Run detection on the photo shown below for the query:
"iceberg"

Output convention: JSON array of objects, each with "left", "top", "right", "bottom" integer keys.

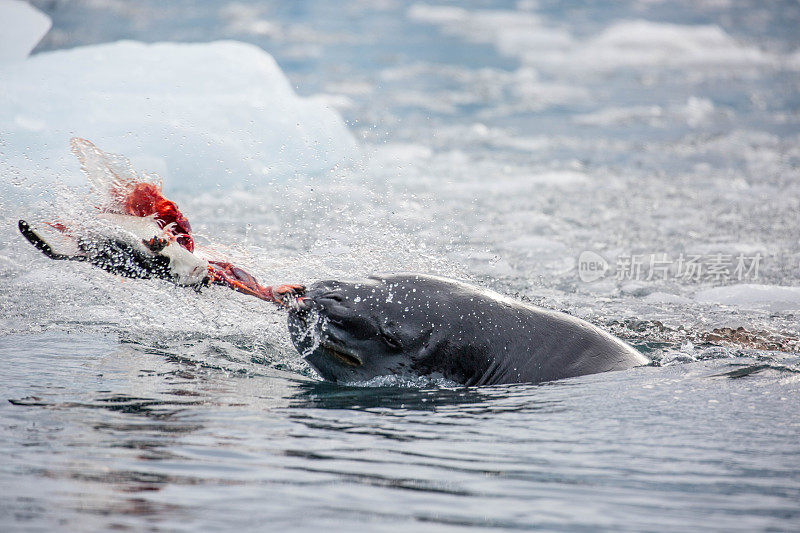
[
  {"left": 0, "top": 0, "right": 51, "bottom": 62},
  {"left": 0, "top": 40, "right": 358, "bottom": 196}
]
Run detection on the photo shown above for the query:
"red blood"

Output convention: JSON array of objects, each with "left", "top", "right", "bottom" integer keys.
[
  {"left": 123, "top": 182, "right": 194, "bottom": 252},
  {"left": 117, "top": 181, "right": 300, "bottom": 306},
  {"left": 47, "top": 221, "right": 69, "bottom": 233},
  {"left": 207, "top": 260, "right": 275, "bottom": 301}
]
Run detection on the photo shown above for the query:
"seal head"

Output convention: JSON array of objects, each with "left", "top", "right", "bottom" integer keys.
[{"left": 287, "top": 277, "right": 438, "bottom": 383}]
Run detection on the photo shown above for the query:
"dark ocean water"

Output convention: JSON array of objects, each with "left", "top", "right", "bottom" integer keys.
[{"left": 2, "top": 332, "right": 799, "bottom": 531}]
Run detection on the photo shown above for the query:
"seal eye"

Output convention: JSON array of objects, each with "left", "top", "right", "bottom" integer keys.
[{"left": 380, "top": 332, "right": 403, "bottom": 351}]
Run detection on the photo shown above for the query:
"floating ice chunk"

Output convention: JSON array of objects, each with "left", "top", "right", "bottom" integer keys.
[
  {"left": 575, "top": 97, "right": 716, "bottom": 128},
  {"left": 679, "top": 97, "right": 715, "bottom": 127},
  {"left": 696, "top": 285, "right": 800, "bottom": 312},
  {"left": 409, "top": 4, "right": 573, "bottom": 58},
  {"left": 410, "top": 5, "right": 777, "bottom": 72},
  {"left": 0, "top": 40, "right": 358, "bottom": 196},
  {"left": 408, "top": 4, "right": 468, "bottom": 25},
  {"left": 643, "top": 292, "right": 691, "bottom": 305},
  {"left": 220, "top": 3, "right": 281, "bottom": 37},
  {"left": 0, "top": 0, "right": 51, "bottom": 62},
  {"left": 575, "top": 105, "right": 664, "bottom": 127},
  {"left": 573, "top": 20, "right": 771, "bottom": 70},
  {"left": 620, "top": 281, "right": 652, "bottom": 297},
  {"left": 787, "top": 50, "right": 800, "bottom": 71}
]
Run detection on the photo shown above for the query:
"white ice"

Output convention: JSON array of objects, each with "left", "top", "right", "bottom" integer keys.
[
  {"left": 0, "top": 40, "right": 358, "bottom": 198},
  {"left": 575, "top": 97, "right": 716, "bottom": 128},
  {"left": 409, "top": 4, "right": 784, "bottom": 72},
  {"left": 696, "top": 285, "right": 800, "bottom": 312},
  {"left": 0, "top": 0, "right": 51, "bottom": 62}
]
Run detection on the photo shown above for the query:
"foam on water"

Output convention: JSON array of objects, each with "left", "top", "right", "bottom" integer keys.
[{"left": 343, "top": 374, "right": 460, "bottom": 389}]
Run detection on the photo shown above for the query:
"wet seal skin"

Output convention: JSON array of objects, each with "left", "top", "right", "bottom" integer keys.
[{"left": 288, "top": 273, "right": 649, "bottom": 385}]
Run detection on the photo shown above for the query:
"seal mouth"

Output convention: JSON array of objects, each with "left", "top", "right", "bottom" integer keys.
[{"left": 321, "top": 345, "right": 363, "bottom": 367}]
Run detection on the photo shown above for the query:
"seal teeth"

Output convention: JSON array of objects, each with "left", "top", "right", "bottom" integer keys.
[{"left": 296, "top": 297, "right": 312, "bottom": 311}]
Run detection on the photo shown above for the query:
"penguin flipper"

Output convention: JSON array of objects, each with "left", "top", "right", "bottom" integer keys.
[{"left": 18, "top": 220, "right": 86, "bottom": 262}]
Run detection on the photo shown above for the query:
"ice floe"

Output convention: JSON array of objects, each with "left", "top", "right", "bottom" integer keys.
[
  {"left": 409, "top": 4, "right": 785, "bottom": 72},
  {"left": 575, "top": 97, "right": 717, "bottom": 128},
  {"left": 0, "top": 0, "right": 51, "bottom": 62},
  {"left": 570, "top": 20, "right": 772, "bottom": 70},
  {"left": 696, "top": 284, "right": 800, "bottom": 312},
  {"left": 0, "top": 40, "right": 358, "bottom": 196}
]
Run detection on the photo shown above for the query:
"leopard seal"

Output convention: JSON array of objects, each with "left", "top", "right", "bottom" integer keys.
[{"left": 287, "top": 273, "right": 649, "bottom": 385}]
